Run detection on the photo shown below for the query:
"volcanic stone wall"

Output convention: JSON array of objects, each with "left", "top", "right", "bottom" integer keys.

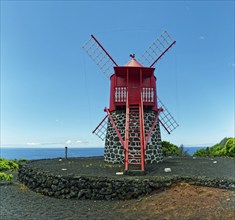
[
  {"left": 18, "top": 162, "right": 235, "bottom": 200},
  {"left": 104, "top": 110, "right": 163, "bottom": 164}
]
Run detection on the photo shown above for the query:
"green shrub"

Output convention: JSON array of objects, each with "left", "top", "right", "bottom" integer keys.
[
  {"left": 162, "top": 141, "right": 178, "bottom": 156},
  {"left": 17, "top": 158, "right": 27, "bottom": 164},
  {"left": 178, "top": 144, "right": 190, "bottom": 157},
  {"left": 162, "top": 141, "right": 190, "bottom": 157},
  {"left": 0, "top": 161, "right": 11, "bottom": 171},
  {"left": 224, "top": 138, "right": 235, "bottom": 157},
  {"left": 193, "top": 147, "right": 212, "bottom": 157},
  {"left": 162, "top": 141, "right": 179, "bottom": 156},
  {"left": 0, "top": 172, "right": 13, "bottom": 182},
  {"left": 193, "top": 137, "right": 235, "bottom": 157},
  {"left": 0, "top": 158, "right": 19, "bottom": 171}
]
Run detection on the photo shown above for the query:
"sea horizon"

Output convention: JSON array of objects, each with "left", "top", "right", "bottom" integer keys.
[{"left": 1, "top": 146, "right": 207, "bottom": 160}]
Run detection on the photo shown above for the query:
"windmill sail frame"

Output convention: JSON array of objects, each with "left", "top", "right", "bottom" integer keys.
[{"left": 82, "top": 35, "right": 118, "bottom": 78}]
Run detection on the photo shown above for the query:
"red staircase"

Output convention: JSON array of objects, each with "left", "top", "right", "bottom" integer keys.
[{"left": 124, "top": 96, "right": 145, "bottom": 171}]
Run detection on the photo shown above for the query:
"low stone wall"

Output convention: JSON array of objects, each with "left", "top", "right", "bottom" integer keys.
[{"left": 18, "top": 163, "right": 235, "bottom": 200}]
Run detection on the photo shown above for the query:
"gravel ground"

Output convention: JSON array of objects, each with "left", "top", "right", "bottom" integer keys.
[
  {"left": 21, "top": 156, "right": 235, "bottom": 179},
  {"left": 1, "top": 156, "right": 234, "bottom": 220}
]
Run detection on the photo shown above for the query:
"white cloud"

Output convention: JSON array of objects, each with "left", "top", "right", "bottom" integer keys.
[
  {"left": 76, "top": 140, "right": 82, "bottom": 143},
  {"left": 27, "top": 142, "right": 41, "bottom": 146},
  {"left": 65, "top": 140, "right": 72, "bottom": 145},
  {"left": 65, "top": 139, "right": 88, "bottom": 145},
  {"left": 55, "top": 119, "right": 63, "bottom": 125},
  {"left": 25, "top": 139, "right": 88, "bottom": 147}
]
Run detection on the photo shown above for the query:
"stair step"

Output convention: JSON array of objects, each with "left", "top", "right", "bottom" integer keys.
[
  {"left": 124, "top": 170, "right": 145, "bottom": 175},
  {"left": 125, "top": 102, "right": 145, "bottom": 172},
  {"left": 128, "top": 157, "right": 142, "bottom": 159},
  {"left": 128, "top": 162, "right": 141, "bottom": 165},
  {"left": 128, "top": 150, "right": 141, "bottom": 153},
  {"left": 128, "top": 148, "right": 141, "bottom": 151}
]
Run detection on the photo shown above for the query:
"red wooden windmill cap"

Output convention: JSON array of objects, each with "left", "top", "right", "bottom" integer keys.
[{"left": 125, "top": 59, "right": 143, "bottom": 67}]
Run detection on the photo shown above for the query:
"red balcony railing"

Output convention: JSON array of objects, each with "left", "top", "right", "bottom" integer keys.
[
  {"left": 142, "top": 87, "right": 154, "bottom": 102},
  {"left": 115, "top": 87, "right": 127, "bottom": 102},
  {"left": 114, "top": 87, "right": 154, "bottom": 103}
]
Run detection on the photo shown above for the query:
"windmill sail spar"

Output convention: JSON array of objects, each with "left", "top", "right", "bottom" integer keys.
[
  {"left": 82, "top": 35, "right": 118, "bottom": 78},
  {"left": 138, "top": 31, "right": 176, "bottom": 67}
]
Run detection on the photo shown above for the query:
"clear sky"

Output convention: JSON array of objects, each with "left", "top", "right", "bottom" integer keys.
[{"left": 1, "top": 1, "right": 234, "bottom": 148}]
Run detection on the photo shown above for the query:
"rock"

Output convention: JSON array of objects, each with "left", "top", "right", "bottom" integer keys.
[
  {"left": 99, "top": 187, "right": 113, "bottom": 195},
  {"left": 164, "top": 168, "right": 172, "bottom": 172},
  {"left": 77, "top": 189, "right": 91, "bottom": 199},
  {"left": 69, "top": 191, "right": 77, "bottom": 198}
]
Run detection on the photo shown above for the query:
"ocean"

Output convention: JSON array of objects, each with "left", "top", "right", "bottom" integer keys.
[{"left": 1, "top": 147, "right": 206, "bottom": 160}]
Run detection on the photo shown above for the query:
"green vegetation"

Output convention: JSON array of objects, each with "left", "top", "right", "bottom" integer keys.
[
  {"left": 17, "top": 158, "right": 28, "bottom": 164},
  {"left": 162, "top": 141, "right": 189, "bottom": 157},
  {"left": 193, "top": 137, "right": 235, "bottom": 157},
  {"left": 0, "top": 172, "right": 13, "bottom": 182},
  {"left": 0, "top": 158, "right": 19, "bottom": 171},
  {"left": 0, "top": 158, "right": 27, "bottom": 182}
]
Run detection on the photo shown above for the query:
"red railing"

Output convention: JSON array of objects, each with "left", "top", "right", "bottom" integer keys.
[
  {"left": 114, "top": 87, "right": 154, "bottom": 103},
  {"left": 139, "top": 93, "right": 145, "bottom": 171},
  {"left": 115, "top": 87, "right": 127, "bottom": 102},
  {"left": 142, "top": 87, "right": 154, "bottom": 102}
]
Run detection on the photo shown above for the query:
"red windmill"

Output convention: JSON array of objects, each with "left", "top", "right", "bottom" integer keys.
[{"left": 82, "top": 31, "right": 178, "bottom": 172}]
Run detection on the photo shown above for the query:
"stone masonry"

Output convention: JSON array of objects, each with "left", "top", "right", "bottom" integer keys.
[
  {"left": 18, "top": 161, "right": 235, "bottom": 200},
  {"left": 104, "top": 110, "right": 163, "bottom": 164}
]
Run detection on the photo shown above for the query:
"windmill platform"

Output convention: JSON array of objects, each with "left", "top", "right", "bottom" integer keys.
[{"left": 18, "top": 156, "right": 235, "bottom": 200}]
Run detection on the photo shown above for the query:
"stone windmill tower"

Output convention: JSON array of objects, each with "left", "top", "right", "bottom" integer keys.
[{"left": 83, "top": 31, "right": 178, "bottom": 171}]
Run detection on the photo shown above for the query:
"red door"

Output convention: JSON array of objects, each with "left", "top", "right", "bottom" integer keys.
[{"left": 128, "top": 71, "right": 140, "bottom": 105}]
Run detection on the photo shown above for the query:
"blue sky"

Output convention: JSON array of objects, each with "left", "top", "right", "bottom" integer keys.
[{"left": 1, "top": 1, "right": 234, "bottom": 148}]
